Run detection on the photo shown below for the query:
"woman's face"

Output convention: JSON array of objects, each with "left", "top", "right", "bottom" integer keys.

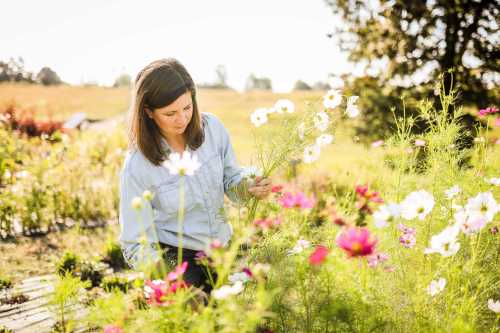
[{"left": 147, "top": 91, "right": 193, "bottom": 139}]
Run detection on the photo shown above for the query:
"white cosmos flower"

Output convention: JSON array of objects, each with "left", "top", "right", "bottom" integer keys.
[
  {"left": 444, "top": 185, "right": 461, "bottom": 200},
  {"left": 485, "top": 177, "right": 500, "bottom": 186},
  {"left": 424, "top": 225, "right": 460, "bottom": 257},
  {"left": 427, "top": 278, "right": 446, "bottom": 296},
  {"left": 250, "top": 108, "right": 268, "bottom": 127},
  {"left": 400, "top": 190, "right": 435, "bottom": 221},
  {"left": 303, "top": 144, "right": 321, "bottom": 164},
  {"left": 313, "top": 111, "right": 330, "bottom": 132},
  {"left": 464, "top": 192, "right": 499, "bottom": 222},
  {"left": 297, "top": 122, "right": 305, "bottom": 140},
  {"left": 323, "top": 89, "right": 342, "bottom": 109},
  {"left": 274, "top": 99, "right": 295, "bottom": 114},
  {"left": 162, "top": 151, "right": 201, "bottom": 176},
  {"left": 488, "top": 299, "right": 500, "bottom": 313},
  {"left": 228, "top": 272, "right": 251, "bottom": 284},
  {"left": 453, "top": 209, "right": 487, "bottom": 235},
  {"left": 373, "top": 203, "right": 401, "bottom": 228},
  {"left": 241, "top": 166, "right": 263, "bottom": 185},
  {"left": 212, "top": 281, "right": 244, "bottom": 300},
  {"left": 316, "top": 134, "right": 334, "bottom": 147},
  {"left": 287, "top": 239, "right": 311, "bottom": 255},
  {"left": 345, "top": 96, "right": 360, "bottom": 118}
]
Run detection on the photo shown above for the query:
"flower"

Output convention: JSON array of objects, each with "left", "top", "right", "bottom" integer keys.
[
  {"left": 229, "top": 271, "right": 251, "bottom": 284},
  {"left": 313, "top": 111, "right": 330, "bottom": 132},
  {"left": 143, "top": 190, "right": 154, "bottom": 201},
  {"left": 162, "top": 151, "right": 201, "bottom": 176},
  {"left": 367, "top": 252, "right": 389, "bottom": 267},
  {"left": 336, "top": 227, "right": 377, "bottom": 257},
  {"left": 444, "top": 185, "right": 461, "bottom": 199},
  {"left": 400, "top": 190, "right": 435, "bottom": 221},
  {"left": 274, "top": 99, "right": 295, "bottom": 114},
  {"left": 495, "top": 117, "right": 500, "bottom": 127},
  {"left": 345, "top": 96, "right": 360, "bottom": 118},
  {"left": 399, "top": 233, "right": 416, "bottom": 248},
  {"left": 210, "top": 239, "right": 223, "bottom": 249},
  {"left": 254, "top": 217, "right": 281, "bottom": 230},
  {"left": 478, "top": 106, "right": 498, "bottom": 116},
  {"left": 373, "top": 203, "right": 400, "bottom": 228},
  {"left": 167, "top": 262, "right": 188, "bottom": 282},
  {"left": 309, "top": 245, "right": 329, "bottom": 265},
  {"left": 464, "top": 192, "right": 499, "bottom": 222},
  {"left": 287, "top": 239, "right": 311, "bottom": 255},
  {"left": 212, "top": 281, "right": 244, "bottom": 300},
  {"left": 316, "top": 134, "right": 334, "bottom": 147},
  {"left": 271, "top": 184, "right": 283, "bottom": 193},
  {"left": 488, "top": 299, "right": 500, "bottom": 313},
  {"left": 427, "top": 278, "right": 446, "bottom": 296},
  {"left": 303, "top": 144, "right": 321, "bottom": 164},
  {"left": 424, "top": 225, "right": 460, "bottom": 257},
  {"left": 131, "top": 197, "right": 143, "bottom": 210},
  {"left": 241, "top": 166, "right": 263, "bottom": 185},
  {"left": 415, "top": 139, "right": 426, "bottom": 147},
  {"left": 144, "top": 279, "right": 169, "bottom": 306},
  {"left": 371, "top": 140, "right": 384, "bottom": 148},
  {"left": 454, "top": 209, "right": 487, "bottom": 235},
  {"left": 250, "top": 108, "right": 268, "bottom": 127},
  {"left": 485, "top": 177, "right": 500, "bottom": 186},
  {"left": 323, "top": 89, "right": 342, "bottom": 109},
  {"left": 278, "top": 191, "right": 315, "bottom": 209},
  {"left": 103, "top": 325, "right": 124, "bottom": 333}
]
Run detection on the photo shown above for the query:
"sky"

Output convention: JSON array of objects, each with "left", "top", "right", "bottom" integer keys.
[{"left": 0, "top": 0, "right": 354, "bottom": 92}]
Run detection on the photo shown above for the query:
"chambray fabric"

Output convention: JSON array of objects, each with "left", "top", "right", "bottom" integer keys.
[{"left": 118, "top": 112, "right": 244, "bottom": 270}]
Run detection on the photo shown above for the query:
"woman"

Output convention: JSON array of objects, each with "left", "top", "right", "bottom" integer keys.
[{"left": 119, "top": 58, "right": 272, "bottom": 293}]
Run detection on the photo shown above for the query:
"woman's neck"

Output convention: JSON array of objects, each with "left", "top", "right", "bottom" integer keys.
[{"left": 163, "top": 133, "right": 186, "bottom": 153}]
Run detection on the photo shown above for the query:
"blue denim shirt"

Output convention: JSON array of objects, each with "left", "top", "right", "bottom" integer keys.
[{"left": 119, "top": 112, "right": 245, "bottom": 270}]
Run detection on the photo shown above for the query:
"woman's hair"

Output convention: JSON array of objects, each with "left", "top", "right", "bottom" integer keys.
[{"left": 128, "top": 58, "right": 204, "bottom": 166}]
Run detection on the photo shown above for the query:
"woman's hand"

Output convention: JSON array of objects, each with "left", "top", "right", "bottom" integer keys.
[{"left": 248, "top": 176, "right": 272, "bottom": 199}]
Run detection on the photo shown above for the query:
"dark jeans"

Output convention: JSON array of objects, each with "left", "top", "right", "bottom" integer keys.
[{"left": 159, "top": 243, "right": 217, "bottom": 294}]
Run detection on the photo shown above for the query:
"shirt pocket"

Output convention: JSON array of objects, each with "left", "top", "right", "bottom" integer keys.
[{"left": 156, "top": 179, "right": 197, "bottom": 218}]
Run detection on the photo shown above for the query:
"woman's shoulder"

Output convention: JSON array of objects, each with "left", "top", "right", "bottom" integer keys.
[
  {"left": 201, "top": 112, "right": 224, "bottom": 129},
  {"left": 121, "top": 147, "right": 154, "bottom": 177}
]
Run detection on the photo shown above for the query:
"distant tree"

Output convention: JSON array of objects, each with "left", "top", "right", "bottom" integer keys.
[
  {"left": 36, "top": 67, "right": 62, "bottom": 86},
  {"left": 215, "top": 64, "right": 228, "bottom": 88},
  {"left": 245, "top": 73, "right": 272, "bottom": 91},
  {"left": 113, "top": 73, "right": 131, "bottom": 87},
  {"left": 312, "top": 81, "right": 331, "bottom": 91},
  {"left": 0, "top": 57, "right": 34, "bottom": 83},
  {"left": 325, "top": 0, "right": 499, "bottom": 105},
  {"left": 293, "top": 80, "right": 312, "bottom": 91}
]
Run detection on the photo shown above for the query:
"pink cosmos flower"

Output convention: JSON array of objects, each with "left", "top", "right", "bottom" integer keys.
[
  {"left": 254, "top": 217, "right": 282, "bottom": 230},
  {"left": 271, "top": 184, "right": 283, "bottom": 193},
  {"left": 210, "top": 239, "right": 222, "bottom": 249},
  {"left": 478, "top": 106, "right": 498, "bottom": 117},
  {"left": 355, "top": 184, "right": 384, "bottom": 204},
  {"left": 336, "top": 227, "right": 377, "bottom": 257},
  {"left": 103, "top": 325, "right": 124, "bottom": 333},
  {"left": 278, "top": 191, "right": 315, "bottom": 209},
  {"left": 167, "top": 262, "right": 188, "bottom": 282},
  {"left": 371, "top": 140, "right": 384, "bottom": 148},
  {"left": 242, "top": 267, "right": 253, "bottom": 278},
  {"left": 167, "top": 280, "right": 189, "bottom": 293},
  {"left": 309, "top": 245, "right": 329, "bottom": 265},
  {"left": 415, "top": 139, "right": 426, "bottom": 147},
  {"left": 494, "top": 117, "right": 500, "bottom": 127},
  {"left": 398, "top": 223, "right": 416, "bottom": 235},
  {"left": 367, "top": 252, "right": 389, "bottom": 267},
  {"left": 144, "top": 279, "right": 169, "bottom": 305},
  {"left": 399, "top": 233, "right": 416, "bottom": 248}
]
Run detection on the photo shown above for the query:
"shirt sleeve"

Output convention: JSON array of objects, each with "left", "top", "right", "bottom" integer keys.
[
  {"left": 118, "top": 169, "right": 162, "bottom": 270},
  {"left": 218, "top": 119, "right": 246, "bottom": 204}
]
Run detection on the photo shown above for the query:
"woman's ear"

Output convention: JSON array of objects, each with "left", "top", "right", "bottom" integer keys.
[{"left": 144, "top": 107, "right": 154, "bottom": 119}]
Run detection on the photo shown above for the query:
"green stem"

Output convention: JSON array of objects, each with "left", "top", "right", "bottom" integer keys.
[{"left": 177, "top": 176, "right": 185, "bottom": 267}]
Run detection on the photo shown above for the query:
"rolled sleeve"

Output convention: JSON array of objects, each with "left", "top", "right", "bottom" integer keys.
[{"left": 118, "top": 169, "right": 161, "bottom": 270}]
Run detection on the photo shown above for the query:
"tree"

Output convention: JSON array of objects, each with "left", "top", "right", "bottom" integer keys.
[
  {"left": 0, "top": 57, "right": 34, "bottom": 83},
  {"left": 325, "top": 0, "right": 499, "bottom": 105},
  {"left": 36, "top": 67, "right": 62, "bottom": 85},
  {"left": 113, "top": 73, "right": 131, "bottom": 87},
  {"left": 245, "top": 73, "right": 272, "bottom": 91},
  {"left": 215, "top": 64, "right": 228, "bottom": 88},
  {"left": 293, "top": 80, "right": 312, "bottom": 91}
]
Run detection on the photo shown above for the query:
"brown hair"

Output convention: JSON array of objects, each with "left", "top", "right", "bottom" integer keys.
[{"left": 128, "top": 58, "right": 204, "bottom": 165}]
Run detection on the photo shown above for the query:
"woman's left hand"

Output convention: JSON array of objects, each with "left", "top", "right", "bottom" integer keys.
[{"left": 248, "top": 176, "right": 272, "bottom": 199}]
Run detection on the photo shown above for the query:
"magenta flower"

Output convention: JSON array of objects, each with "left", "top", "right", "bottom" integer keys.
[
  {"left": 254, "top": 217, "right": 282, "bottom": 230},
  {"left": 309, "top": 245, "right": 329, "bottom": 265},
  {"left": 271, "top": 184, "right": 283, "bottom": 193},
  {"left": 103, "top": 325, "right": 124, "bottom": 333},
  {"left": 336, "top": 227, "right": 377, "bottom": 257},
  {"left": 144, "top": 279, "right": 169, "bottom": 305},
  {"left": 167, "top": 280, "right": 189, "bottom": 293},
  {"left": 167, "top": 261, "right": 188, "bottom": 282},
  {"left": 278, "top": 191, "right": 315, "bottom": 209},
  {"left": 479, "top": 106, "right": 498, "bottom": 117}
]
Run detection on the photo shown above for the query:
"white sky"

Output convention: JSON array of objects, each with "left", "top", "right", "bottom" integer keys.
[{"left": 0, "top": 0, "right": 354, "bottom": 92}]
